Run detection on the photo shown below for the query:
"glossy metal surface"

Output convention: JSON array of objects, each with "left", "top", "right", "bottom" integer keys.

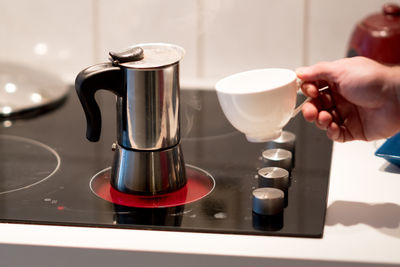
[
  {"left": 75, "top": 43, "right": 185, "bottom": 195},
  {"left": 111, "top": 143, "right": 186, "bottom": 194},
  {"left": 258, "top": 167, "right": 289, "bottom": 191},
  {"left": 265, "top": 131, "right": 296, "bottom": 152},
  {"left": 262, "top": 148, "right": 292, "bottom": 171},
  {"left": 117, "top": 64, "right": 180, "bottom": 150},
  {"left": 118, "top": 43, "right": 185, "bottom": 69},
  {"left": 252, "top": 187, "right": 284, "bottom": 215}
]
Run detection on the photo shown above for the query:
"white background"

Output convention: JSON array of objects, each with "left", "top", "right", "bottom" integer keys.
[{"left": 0, "top": 0, "right": 396, "bottom": 86}]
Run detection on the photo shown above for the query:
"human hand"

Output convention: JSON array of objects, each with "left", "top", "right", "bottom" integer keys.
[{"left": 296, "top": 57, "right": 400, "bottom": 142}]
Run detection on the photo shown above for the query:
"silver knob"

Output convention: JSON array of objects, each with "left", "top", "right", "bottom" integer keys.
[
  {"left": 262, "top": 148, "right": 292, "bottom": 171},
  {"left": 265, "top": 131, "right": 296, "bottom": 152},
  {"left": 258, "top": 167, "right": 289, "bottom": 191},
  {"left": 252, "top": 188, "right": 284, "bottom": 215}
]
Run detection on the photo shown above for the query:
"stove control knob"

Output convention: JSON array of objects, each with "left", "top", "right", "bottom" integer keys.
[
  {"left": 252, "top": 188, "right": 284, "bottom": 215},
  {"left": 262, "top": 148, "right": 292, "bottom": 171},
  {"left": 266, "top": 131, "right": 296, "bottom": 152},
  {"left": 258, "top": 167, "right": 289, "bottom": 191}
]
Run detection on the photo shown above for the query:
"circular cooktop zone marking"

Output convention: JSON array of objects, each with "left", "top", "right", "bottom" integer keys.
[
  {"left": 90, "top": 165, "right": 215, "bottom": 208},
  {"left": 0, "top": 135, "right": 60, "bottom": 195}
]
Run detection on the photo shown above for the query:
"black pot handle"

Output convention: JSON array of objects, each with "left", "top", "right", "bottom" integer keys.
[{"left": 75, "top": 62, "right": 123, "bottom": 142}]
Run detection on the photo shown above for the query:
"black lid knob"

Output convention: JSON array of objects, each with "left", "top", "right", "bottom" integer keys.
[{"left": 109, "top": 47, "right": 144, "bottom": 65}]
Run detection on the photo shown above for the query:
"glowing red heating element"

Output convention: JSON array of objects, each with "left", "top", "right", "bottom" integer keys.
[{"left": 90, "top": 166, "right": 215, "bottom": 208}]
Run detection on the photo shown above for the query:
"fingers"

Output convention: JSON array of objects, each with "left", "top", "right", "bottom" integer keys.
[
  {"left": 296, "top": 59, "right": 360, "bottom": 142},
  {"left": 300, "top": 84, "right": 347, "bottom": 141},
  {"left": 301, "top": 85, "right": 336, "bottom": 120},
  {"left": 307, "top": 110, "right": 344, "bottom": 142},
  {"left": 326, "top": 122, "right": 342, "bottom": 142},
  {"left": 301, "top": 102, "right": 318, "bottom": 122},
  {"left": 306, "top": 109, "right": 347, "bottom": 142},
  {"left": 316, "top": 111, "right": 333, "bottom": 130},
  {"left": 296, "top": 61, "right": 337, "bottom": 82},
  {"left": 302, "top": 102, "right": 333, "bottom": 129},
  {"left": 301, "top": 83, "right": 319, "bottom": 98}
]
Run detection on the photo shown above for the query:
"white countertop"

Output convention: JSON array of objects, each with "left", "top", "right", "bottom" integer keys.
[{"left": 1, "top": 139, "right": 399, "bottom": 267}]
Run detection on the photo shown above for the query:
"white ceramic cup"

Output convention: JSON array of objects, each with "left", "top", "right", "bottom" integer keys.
[{"left": 216, "top": 68, "right": 308, "bottom": 142}]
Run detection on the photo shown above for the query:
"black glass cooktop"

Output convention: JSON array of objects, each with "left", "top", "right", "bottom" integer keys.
[{"left": 0, "top": 89, "right": 332, "bottom": 238}]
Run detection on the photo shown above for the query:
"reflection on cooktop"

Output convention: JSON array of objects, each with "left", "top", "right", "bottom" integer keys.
[
  {"left": 90, "top": 165, "right": 215, "bottom": 208},
  {"left": 0, "top": 89, "right": 332, "bottom": 238}
]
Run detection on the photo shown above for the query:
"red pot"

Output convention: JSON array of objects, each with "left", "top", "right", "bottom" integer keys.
[{"left": 347, "top": 3, "right": 400, "bottom": 64}]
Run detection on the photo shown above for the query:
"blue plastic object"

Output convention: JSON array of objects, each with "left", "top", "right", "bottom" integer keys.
[{"left": 375, "top": 132, "right": 400, "bottom": 167}]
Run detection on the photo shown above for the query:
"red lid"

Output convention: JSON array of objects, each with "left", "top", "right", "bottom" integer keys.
[{"left": 361, "top": 3, "right": 400, "bottom": 34}]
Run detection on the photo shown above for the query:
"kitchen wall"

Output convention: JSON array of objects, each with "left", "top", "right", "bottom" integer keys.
[{"left": 0, "top": 0, "right": 396, "bottom": 88}]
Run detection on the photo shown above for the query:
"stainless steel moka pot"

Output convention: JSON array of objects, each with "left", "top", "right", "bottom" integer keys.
[{"left": 75, "top": 43, "right": 186, "bottom": 195}]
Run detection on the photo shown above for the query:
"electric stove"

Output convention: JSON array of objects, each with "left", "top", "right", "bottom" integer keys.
[{"left": 0, "top": 89, "right": 332, "bottom": 238}]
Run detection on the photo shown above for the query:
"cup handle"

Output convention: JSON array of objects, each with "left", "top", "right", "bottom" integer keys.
[
  {"left": 291, "top": 96, "right": 311, "bottom": 118},
  {"left": 291, "top": 78, "right": 310, "bottom": 118},
  {"left": 291, "top": 81, "right": 330, "bottom": 118}
]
